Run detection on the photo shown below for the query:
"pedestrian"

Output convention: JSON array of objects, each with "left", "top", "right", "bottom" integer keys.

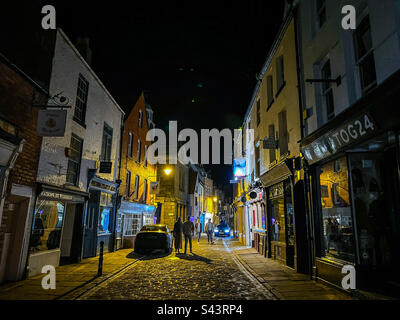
[
  {"left": 195, "top": 219, "right": 202, "bottom": 242},
  {"left": 205, "top": 218, "right": 214, "bottom": 244},
  {"left": 182, "top": 216, "right": 195, "bottom": 254},
  {"left": 173, "top": 217, "right": 183, "bottom": 253},
  {"left": 273, "top": 219, "right": 280, "bottom": 241}
]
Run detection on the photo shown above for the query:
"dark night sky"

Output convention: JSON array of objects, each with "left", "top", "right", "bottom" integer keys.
[{"left": 3, "top": 1, "right": 284, "bottom": 189}]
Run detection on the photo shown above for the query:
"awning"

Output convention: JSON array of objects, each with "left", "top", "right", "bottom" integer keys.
[
  {"left": 260, "top": 160, "right": 293, "bottom": 188},
  {"left": 119, "top": 201, "right": 156, "bottom": 215}
]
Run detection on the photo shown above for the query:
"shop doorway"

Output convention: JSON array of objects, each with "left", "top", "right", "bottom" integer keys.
[
  {"left": 284, "top": 181, "right": 295, "bottom": 269},
  {"left": 83, "top": 190, "right": 100, "bottom": 258},
  {"left": 349, "top": 146, "right": 400, "bottom": 294}
]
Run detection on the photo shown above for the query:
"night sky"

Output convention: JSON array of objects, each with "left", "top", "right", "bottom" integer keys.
[{"left": 3, "top": 1, "right": 284, "bottom": 190}]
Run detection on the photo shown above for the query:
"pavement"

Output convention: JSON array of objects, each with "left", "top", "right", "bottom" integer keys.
[{"left": 0, "top": 236, "right": 358, "bottom": 300}]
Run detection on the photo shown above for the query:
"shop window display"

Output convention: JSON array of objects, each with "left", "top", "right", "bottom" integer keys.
[
  {"left": 98, "top": 192, "right": 112, "bottom": 234},
  {"left": 270, "top": 182, "right": 285, "bottom": 242},
  {"left": 30, "top": 200, "right": 65, "bottom": 253},
  {"left": 319, "top": 157, "right": 355, "bottom": 262}
]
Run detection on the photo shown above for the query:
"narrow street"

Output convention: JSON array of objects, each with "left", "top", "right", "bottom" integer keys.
[{"left": 79, "top": 237, "right": 274, "bottom": 300}]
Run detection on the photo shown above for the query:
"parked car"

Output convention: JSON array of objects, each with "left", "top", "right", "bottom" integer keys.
[
  {"left": 134, "top": 224, "right": 173, "bottom": 254},
  {"left": 214, "top": 222, "right": 231, "bottom": 237}
]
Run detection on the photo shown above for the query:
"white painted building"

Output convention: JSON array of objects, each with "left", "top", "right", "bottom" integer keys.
[{"left": 28, "top": 29, "right": 124, "bottom": 276}]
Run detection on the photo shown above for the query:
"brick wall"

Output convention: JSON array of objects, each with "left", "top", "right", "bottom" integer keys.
[{"left": 0, "top": 60, "right": 46, "bottom": 259}]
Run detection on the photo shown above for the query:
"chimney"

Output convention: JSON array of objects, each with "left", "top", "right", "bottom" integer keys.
[{"left": 76, "top": 36, "right": 92, "bottom": 66}]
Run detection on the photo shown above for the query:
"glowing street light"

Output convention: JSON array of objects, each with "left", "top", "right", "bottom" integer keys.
[
  {"left": 164, "top": 168, "right": 172, "bottom": 175},
  {"left": 213, "top": 196, "right": 217, "bottom": 202}
]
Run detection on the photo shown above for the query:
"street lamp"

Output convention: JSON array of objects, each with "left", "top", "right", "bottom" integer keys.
[
  {"left": 213, "top": 196, "right": 217, "bottom": 202},
  {"left": 164, "top": 167, "right": 172, "bottom": 175}
]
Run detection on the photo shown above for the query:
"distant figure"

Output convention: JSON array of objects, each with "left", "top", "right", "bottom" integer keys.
[
  {"left": 182, "top": 216, "right": 195, "bottom": 254},
  {"left": 195, "top": 219, "right": 202, "bottom": 242},
  {"left": 205, "top": 219, "right": 214, "bottom": 244},
  {"left": 273, "top": 219, "right": 280, "bottom": 241},
  {"left": 173, "top": 217, "right": 183, "bottom": 253}
]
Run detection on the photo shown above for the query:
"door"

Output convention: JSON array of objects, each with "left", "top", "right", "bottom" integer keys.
[
  {"left": 70, "top": 203, "right": 84, "bottom": 263},
  {"left": 83, "top": 190, "right": 100, "bottom": 258},
  {"left": 284, "top": 180, "right": 295, "bottom": 268}
]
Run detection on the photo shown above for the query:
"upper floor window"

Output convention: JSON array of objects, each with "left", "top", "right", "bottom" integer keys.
[
  {"left": 354, "top": 15, "right": 377, "bottom": 94},
  {"left": 144, "top": 145, "right": 148, "bottom": 167},
  {"left": 278, "top": 110, "right": 288, "bottom": 156},
  {"left": 101, "top": 123, "right": 113, "bottom": 161},
  {"left": 268, "top": 124, "right": 276, "bottom": 163},
  {"left": 316, "top": 0, "right": 326, "bottom": 28},
  {"left": 74, "top": 74, "right": 89, "bottom": 124},
  {"left": 256, "top": 99, "right": 261, "bottom": 127},
  {"left": 126, "top": 170, "right": 131, "bottom": 197},
  {"left": 66, "top": 134, "right": 83, "bottom": 185},
  {"left": 139, "top": 110, "right": 143, "bottom": 128},
  {"left": 134, "top": 175, "right": 140, "bottom": 200},
  {"left": 266, "top": 75, "right": 274, "bottom": 109},
  {"left": 143, "top": 179, "right": 148, "bottom": 203},
  {"left": 321, "top": 59, "right": 335, "bottom": 121},
  {"left": 128, "top": 132, "right": 133, "bottom": 158},
  {"left": 137, "top": 139, "right": 142, "bottom": 163},
  {"left": 276, "top": 55, "right": 285, "bottom": 95}
]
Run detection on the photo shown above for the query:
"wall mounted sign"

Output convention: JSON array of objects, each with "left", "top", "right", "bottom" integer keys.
[
  {"left": 99, "top": 161, "right": 112, "bottom": 174},
  {"left": 150, "top": 181, "right": 159, "bottom": 194},
  {"left": 302, "top": 112, "right": 376, "bottom": 165},
  {"left": 37, "top": 110, "right": 67, "bottom": 136},
  {"left": 233, "top": 158, "right": 246, "bottom": 177},
  {"left": 263, "top": 137, "right": 278, "bottom": 149}
]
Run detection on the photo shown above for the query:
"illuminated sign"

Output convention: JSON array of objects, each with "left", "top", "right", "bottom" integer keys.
[{"left": 233, "top": 158, "right": 246, "bottom": 177}]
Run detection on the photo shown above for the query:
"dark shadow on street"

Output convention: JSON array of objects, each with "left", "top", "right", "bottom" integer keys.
[
  {"left": 175, "top": 253, "right": 212, "bottom": 264},
  {"left": 126, "top": 250, "right": 171, "bottom": 260}
]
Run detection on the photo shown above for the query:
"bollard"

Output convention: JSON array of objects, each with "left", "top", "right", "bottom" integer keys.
[{"left": 97, "top": 241, "right": 104, "bottom": 277}]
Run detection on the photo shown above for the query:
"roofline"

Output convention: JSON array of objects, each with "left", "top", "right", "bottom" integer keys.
[
  {"left": 57, "top": 28, "right": 125, "bottom": 116},
  {"left": 0, "top": 52, "right": 49, "bottom": 97}
]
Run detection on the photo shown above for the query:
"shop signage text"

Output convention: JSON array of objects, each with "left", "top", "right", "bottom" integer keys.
[
  {"left": 302, "top": 113, "right": 376, "bottom": 164},
  {"left": 37, "top": 110, "right": 67, "bottom": 136}
]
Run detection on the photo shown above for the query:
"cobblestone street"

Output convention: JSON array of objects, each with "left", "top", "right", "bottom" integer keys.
[{"left": 80, "top": 237, "right": 273, "bottom": 300}]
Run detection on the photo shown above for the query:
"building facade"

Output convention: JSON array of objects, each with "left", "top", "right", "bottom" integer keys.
[{"left": 116, "top": 93, "right": 157, "bottom": 249}]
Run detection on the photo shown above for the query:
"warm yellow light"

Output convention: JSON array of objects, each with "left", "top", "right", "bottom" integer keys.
[
  {"left": 164, "top": 168, "right": 172, "bottom": 175},
  {"left": 213, "top": 197, "right": 217, "bottom": 202}
]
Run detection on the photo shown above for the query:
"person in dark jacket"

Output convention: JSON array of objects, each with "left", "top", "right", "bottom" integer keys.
[
  {"left": 173, "top": 217, "right": 183, "bottom": 253},
  {"left": 182, "top": 216, "right": 195, "bottom": 254}
]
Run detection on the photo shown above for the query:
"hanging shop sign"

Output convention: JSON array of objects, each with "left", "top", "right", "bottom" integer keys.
[
  {"left": 149, "top": 181, "right": 160, "bottom": 194},
  {"left": 233, "top": 158, "right": 246, "bottom": 177},
  {"left": 302, "top": 112, "right": 377, "bottom": 165},
  {"left": 263, "top": 137, "right": 278, "bottom": 149},
  {"left": 37, "top": 110, "right": 67, "bottom": 136}
]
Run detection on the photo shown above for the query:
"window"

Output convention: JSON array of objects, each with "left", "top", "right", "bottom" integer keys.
[
  {"left": 276, "top": 56, "right": 285, "bottom": 95},
  {"left": 134, "top": 175, "right": 139, "bottom": 200},
  {"left": 321, "top": 59, "right": 335, "bottom": 121},
  {"left": 354, "top": 16, "right": 376, "bottom": 94},
  {"left": 269, "top": 124, "right": 276, "bottom": 163},
  {"left": 143, "top": 179, "right": 147, "bottom": 203},
  {"left": 179, "top": 169, "right": 185, "bottom": 191},
  {"left": 30, "top": 200, "right": 65, "bottom": 253},
  {"left": 144, "top": 145, "right": 148, "bottom": 167},
  {"left": 139, "top": 110, "right": 143, "bottom": 128},
  {"left": 316, "top": 0, "right": 326, "bottom": 28},
  {"left": 278, "top": 111, "right": 288, "bottom": 156},
  {"left": 319, "top": 157, "right": 354, "bottom": 262},
  {"left": 128, "top": 132, "right": 133, "bottom": 158},
  {"left": 267, "top": 75, "right": 274, "bottom": 109},
  {"left": 74, "top": 74, "right": 89, "bottom": 124},
  {"left": 98, "top": 193, "right": 112, "bottom": 234},
  {"left": 126, "top": 170, "right": 131, "bottom": 197},
  {"left": 256, "top": 99, "right": 261, "bottom": 127},
  {"left": 137, "top": 139, "right": 142, "bottom": 163},
  {"left": 66, "top": 134, "right": 83, "bottom": 185},
  {"left": 101, "top": 123, "right": 113, "bottom": 161},
  {"left": 255, "top": 144, "right": 260, "bottom": 178}
]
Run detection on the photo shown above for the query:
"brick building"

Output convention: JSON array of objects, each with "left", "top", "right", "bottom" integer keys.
[
  {"left": 0, "top": 53, "right": 48, "bottom": 283},
  {"left": 116, "top": 93, "right": 157, "bottom": 248}
]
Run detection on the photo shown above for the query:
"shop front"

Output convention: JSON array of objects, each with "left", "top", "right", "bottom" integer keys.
[
  {"left": 248, "top": 188, "right": 267, "bottom": 257},
  {"left": 83, "top": 176, "right": 119, "bottom": 258},
  {"left": 301, "top": 71, "right": 400, "bottom": 294},
  {"left": 28, "top": 184, "right": 88, "bottom": 277},
  {"left": 116, "top": 201, "right": 156, "bottom": 249}
]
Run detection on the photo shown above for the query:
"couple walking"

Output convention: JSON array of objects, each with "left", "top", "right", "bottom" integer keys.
[{"left": 173, "top": 216, "right": 195, "bottom": 254}]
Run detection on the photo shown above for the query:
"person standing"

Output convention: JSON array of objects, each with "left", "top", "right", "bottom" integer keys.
[
  {"left": 173, "top": 217, "right": 183, "bottom": 253},
  {"left": 195, "top": 219, "right": 202, "bottom": 242},
  {"left": 182, "top": 216, "right": 195, "bottom": 254},
  {"left": 205, "top": 218, "right": 214, "bottom": 244}
]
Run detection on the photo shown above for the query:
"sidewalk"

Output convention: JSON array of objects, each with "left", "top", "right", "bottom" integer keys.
[
  {"left": 229, "top": 244, "right": 354, "bottom": 300},
  {"left": 0, "top": 248, "right": 137, "bottom": 300}
]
